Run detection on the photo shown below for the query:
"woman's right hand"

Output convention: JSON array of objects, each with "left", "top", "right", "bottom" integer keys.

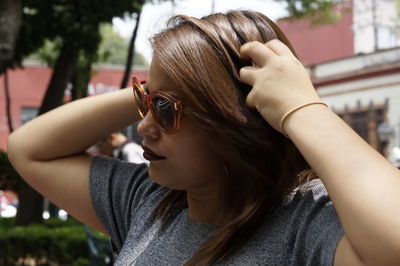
[
  {"left": 239, "top": 39, "right": 320, "bottom": 134},
  {"left": 7, "top": 88, "right": 140, "bottom": 233}
]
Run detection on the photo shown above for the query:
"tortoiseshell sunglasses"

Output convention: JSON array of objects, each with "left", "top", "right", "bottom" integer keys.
[{"left": 132, "top": 77, "right": 184, "bottom": 133}]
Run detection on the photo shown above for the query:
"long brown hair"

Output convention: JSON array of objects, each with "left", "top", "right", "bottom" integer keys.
[{"left": 151, "top": 10, "right": 315, "bottom": 265}]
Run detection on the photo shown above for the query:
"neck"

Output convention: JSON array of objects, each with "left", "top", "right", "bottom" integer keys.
[{"left": 186, "top": 188, "right": 219, "bottom": 224}]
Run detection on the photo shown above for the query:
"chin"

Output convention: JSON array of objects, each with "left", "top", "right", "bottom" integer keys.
[
  {"left": 148, "top": 168, "right": 171, "bottom": 187},
  {"left": 148, "top": 169, "right": 186, "bottom": 190}
]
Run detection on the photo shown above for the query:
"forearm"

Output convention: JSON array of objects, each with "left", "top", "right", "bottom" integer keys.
[
  {"left": 285, "top": 104, "right": 400, "bottom": 264},
  {"left": 8, "top": 88, "right": 139, "bottom": 161}
]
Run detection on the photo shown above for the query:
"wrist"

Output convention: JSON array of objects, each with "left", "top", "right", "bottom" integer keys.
[{"left": 282, "top": 102, "right": 330, "bottom": 138}]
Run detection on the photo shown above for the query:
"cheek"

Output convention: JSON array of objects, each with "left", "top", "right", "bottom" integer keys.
[
  {"left": 173, "top": 136, "right": 212, "bottom": 166},
  {"left": 148, "top": 118, "right": 221, "bottom": 189},
  {"left": 148, "top": 145, "right": 220, "bottom": 190},
  {"left": 173, "top": 145, "right": 220, "bottom": 186}
]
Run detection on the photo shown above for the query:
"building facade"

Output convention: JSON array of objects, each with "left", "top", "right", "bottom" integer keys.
[
  {"left": 277, "top": 0, "right": 400, "bottom": 166},
  {"left": 0, "top": 62, "right": 148, "bottom": 150},
  {"left": 312, "top": 47, "right": 400, "bottom": 165}
]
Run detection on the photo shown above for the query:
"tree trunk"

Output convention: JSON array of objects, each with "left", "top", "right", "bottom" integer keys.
[
  {"left": 46, "top": 51, "right": 93, "bottom": 218},
  {"left": 15, "top": 43, "right": 79, "bottom": 225},
  {"left": 120, "top": 8, "right": 143, "bottom": 89},
  {"left": 39, "top": 44, "right": 79, "bottom": 114},
  {"left": 4, "top": 70, "right": 14, "bottom": 132},
  {"left": 71, "top": 55, "right": 92, "bottom": 101},
  {"left": 0, "top": 0, "right": 22, "bottom": 74},
  {"left": 15, "top": 180, "right": 44, "bottom": 225}
]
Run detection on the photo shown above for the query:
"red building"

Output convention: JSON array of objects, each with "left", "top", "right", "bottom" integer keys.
[
  {"left": 277, "top": 4, "right": 354, "bottom": 66},
  {"left": 0, "top": 62, "right": 148, "bottom": 150}
]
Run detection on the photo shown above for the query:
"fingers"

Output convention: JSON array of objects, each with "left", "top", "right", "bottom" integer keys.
[
  {"left": 240, "top": 41, "right": 275, "bottom": 67},
  {"left": 265, "top": 39, "right": 294, "bottom": 57},
  {"left": 239, "top": 41, "right": 273, "bottom": 86},
  {"left": 240, "top": 68, "right": 261, "bottom": 109},
  {"left": 245, "top": 85, "right": 258, "bottom": 109},
  {"left": 239, "top": 40, "right": 295, "bottom": 86},
  {"left": 240, "top": 40, "right": 293, "bottom": 66},
  {"left": 239, "top": 66, "right": 258, "bottom": 86}
]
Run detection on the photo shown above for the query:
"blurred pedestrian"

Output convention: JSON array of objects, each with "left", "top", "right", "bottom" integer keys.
[{"left": 97, "top": 132, "right": 147, "bottom": 164}]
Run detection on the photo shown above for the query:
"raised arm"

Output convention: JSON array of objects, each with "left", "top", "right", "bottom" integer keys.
[
  {"left": 240, "top": 40, "right": 400, "bottom": 266},
  {"left": 7, "top": 88, "right": 139, "bottom": 233}
]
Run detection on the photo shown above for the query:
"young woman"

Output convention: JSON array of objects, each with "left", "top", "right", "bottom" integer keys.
[{"left": 7, "top": 10, "right": 400, "bottom": 265}]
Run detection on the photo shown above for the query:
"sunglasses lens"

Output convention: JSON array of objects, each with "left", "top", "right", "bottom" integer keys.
[
  {"left": 152, "top": 96, "right": 176, "bottom": 131},
  {"left": 133, "top": 82, "right": 147, "bottom": 117}
]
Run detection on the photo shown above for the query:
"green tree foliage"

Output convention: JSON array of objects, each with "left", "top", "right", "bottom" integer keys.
[
  {"left": 26, "top": 38, "right": 61, "bottom": 66},
  {"left": 0, "top": 0, "right": 22, "bottom": 74},
  {"left": 97, "top": 23, "right": 148, "bottom": 66},
  {"left": 14, "top": 0, "right": 137, "bottom": 65},
  {"left": 98, "top": 24, "right": 129, "bottom": 65},
  {"left": 275, "top": 0, "right": 340, "bottom": 23},
  {"left": 28, "top": 24, "right": 148, "bottom": 66}
]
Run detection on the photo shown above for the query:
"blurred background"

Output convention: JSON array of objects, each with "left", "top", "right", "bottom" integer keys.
[{"left": 1, "top": 0, "right": 400, "bottom": 265}]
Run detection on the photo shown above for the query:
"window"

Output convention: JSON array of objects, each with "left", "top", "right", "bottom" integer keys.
[
  {"left": 21, "top": 107, "right": 39, "bottom": 125},
  {"left": 336, "top": 101, "right": 387, "bottom": 154},
  {"left": 377, "top": 26, "right": 397, "bottom": 50}
]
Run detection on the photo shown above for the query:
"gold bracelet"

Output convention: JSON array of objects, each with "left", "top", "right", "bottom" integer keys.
[{"left": 279, "top": 101, "right": 328, "bottom": 137}]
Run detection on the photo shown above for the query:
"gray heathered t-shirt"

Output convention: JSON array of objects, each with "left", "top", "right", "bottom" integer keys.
[{"left": 89, "top": 156, "right": 343, "bottom": 266}]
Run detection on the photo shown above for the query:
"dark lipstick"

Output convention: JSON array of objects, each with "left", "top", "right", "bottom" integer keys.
[{"left": 142, "top": 145, "right": 166, "bottom": 161}]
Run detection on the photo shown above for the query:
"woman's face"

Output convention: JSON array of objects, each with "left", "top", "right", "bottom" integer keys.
[{"left": 137, "top": 58, "right": 221, "bottom": 195}]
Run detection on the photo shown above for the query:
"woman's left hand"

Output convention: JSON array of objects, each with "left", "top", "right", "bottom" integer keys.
[
  {"left": 240, "top": 41, "right": 400, "bottom": 266},
  {"left": 239, "top": 39, "right": 320, "bottom": 133}
]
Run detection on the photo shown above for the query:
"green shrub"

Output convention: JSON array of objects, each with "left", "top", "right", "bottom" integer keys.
[
  {"left": 44, "top": 217, "right": 84, "bottom": 228},
  {"left": 0, "top": 218, "right": 109, "bottom": 265},
  {"left": 72, "top": 257, "right": 91, "bottom": 266},
  {"left": 0, "top": 217, "right": 15, "bottom": 227}
]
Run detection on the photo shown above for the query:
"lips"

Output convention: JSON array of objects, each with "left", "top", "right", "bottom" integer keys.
[{"left": 142, "top": 145, "right": 166, "bottom": 161}]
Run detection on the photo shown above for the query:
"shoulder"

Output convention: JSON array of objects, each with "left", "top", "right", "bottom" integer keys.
[
  {"left": 284, "top": 179, "right": 328, "bottom": 204},
  {"left": 90, "top": 155, "right": 163, "bottom": 202},
  {"left": 231, "top": 180, "right": 342, "bottom": 265},
  {"left": 223, "top": 180, "right": 337, "bottom": 265},
  {"left": 280, "top": 179, "right": 344, "bottom": 265},
  {"left": 89, "top": 155, "right": 167, "bottom": 249}
]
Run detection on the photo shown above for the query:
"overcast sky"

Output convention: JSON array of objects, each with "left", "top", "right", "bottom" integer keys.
[{"left": 112, "top": 0, "right": 288, "bottom": 63}]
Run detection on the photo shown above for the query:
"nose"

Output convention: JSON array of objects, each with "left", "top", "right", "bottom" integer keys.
[{"left": 137, "top": 111, "right": 161, "bottom": 140}]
